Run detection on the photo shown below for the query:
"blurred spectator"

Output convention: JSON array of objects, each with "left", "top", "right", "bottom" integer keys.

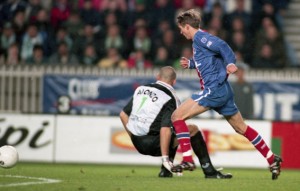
[
  {"left": 100, "top": 0, "right": 128, "bottom": 28},
  {"left": 35, "top": 8, "right": 52, "bottom": 37},
  {"left": 35, "top": 8, "right": 53, "bottom": 56},
  {"left": 231, "top": 62, "right": 254, "bottom": 119},
  {"left": 50, "top": 0, "right": 71, "bottom": 29},
  {"left": 173, "top": 46, "right": 193, "bottom": 69},
  {"left": 160, "top": 29, "right": 180, "bottom": 61},
  {"left": 226, "top": 0, "right": 251, "bottom": 31},
  {"left": 21, "top": 23, "right": 43, "bottom": 61},
  {"left": 98, "top": 12, "right": 118, "bottom": 39},
  {"left": 206, "top": 16, "right": 227, "bottom": 40},
  {"left": 227, "top": 16, "right": 252, "bottom": 48},
  {"left": 148, "top": 0, "right": 176, "bottom": 30},
  {"left": 72, "top": 24, "right": 102, "bottom": 61},
  {"left": 79, "top": 0, "right": 101, "bottom": 26},
  {"left": 126, "top": 0, "right": 150, "bottom": 27},
  {"left": 63, "top": 11, "right": 84, "bottom": 40},
  {"left": 126, "top": 18, "right": 147, "bottom": 40},
  {"left": 228, "top": 17, "right": 249, "bottom": 37},
  {"left": 228, "top": 31, "right": 252, "bottom": 64},
  {"left": 49, "top": 41, "right": 78, "bottom": 65},
  {"left": 81, "top": 44, "right": 98, "bottom": 66},
  {"left": 251, "top": 2, "right": 279, "bottom": 34},
  {"left": 103, "top": 11, "right": 119, "bottom": 26},
  {"left": 252, "top": 0, "right": 290, "bottom": 30},
  {"left": 12, "top": 10, "right": 27, "bottom": 42},
  {"left": 253, "top": 43, "right": 280, "bottom": 68},
  {"left": 203, "top": 2, "right": 228, "bottom": 29},
  {"left": 125, "top": 17, "right": 149, "bottom": 57},
  {"left": 25, "top": 0, "right": 43, "bottom": 22},
  {"left": 98, "top": 47, "right": 127, "bottom": 68},
  {"left": 254, "top": 25, "right": 287, "bottom": 68},
  {"left": 5, "top": 43, "right": 21, "bottom": 65},
  {"left": 0, "top": 0, "right": 28, "bottom": 24},
  {"left": 1, "top": 22, "right": 16, "bottom": 55},
  {"left": 25, "top": 44, "right": 47, "bottom": 64},
  {"left": 55, "top": 27, "right": 73, "bottom": 51},
  {"left": 104, "top": 24, "right": 125, "bottom": 55},
  {"left": 127, "top": 49, "right": 152, "bottom": 69},
  {"left": 151, "top": 19, "right": 171, "bottom": 46},
  {"left": 255, "top": 17, "right": 276, "bottom": 44},
  {"left": 153, "top": 46, "right": 172, "bottom": 67},
  {"left": 130, "top": 26, "right": 151, "bottom": 57}
]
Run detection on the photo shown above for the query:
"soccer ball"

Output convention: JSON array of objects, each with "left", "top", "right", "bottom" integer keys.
[{"left": 0, "top": 145, "right": 19, "bottom": 168}]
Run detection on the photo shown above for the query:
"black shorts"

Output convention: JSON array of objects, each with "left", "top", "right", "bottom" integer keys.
[{"left": 130, "top": 132, "right": 176, "bottom": 157}]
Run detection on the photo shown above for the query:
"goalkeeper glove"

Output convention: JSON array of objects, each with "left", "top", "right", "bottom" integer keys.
[{"left": 162, "top": 155, "right": 173, "bottom": 173}]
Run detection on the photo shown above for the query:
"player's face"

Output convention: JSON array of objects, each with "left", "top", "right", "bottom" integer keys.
[{"left": 178, "top": 24, "right": 191, "bottom": 39}]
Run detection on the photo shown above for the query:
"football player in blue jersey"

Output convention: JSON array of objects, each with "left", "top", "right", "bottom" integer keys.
[{"left": 170, "top": 9, "right": 282, "bottom": 180}]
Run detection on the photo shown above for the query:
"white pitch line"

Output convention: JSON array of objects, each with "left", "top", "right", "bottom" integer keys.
[{"left": 0, "top": 175, "right": 62, "bottom": 187}]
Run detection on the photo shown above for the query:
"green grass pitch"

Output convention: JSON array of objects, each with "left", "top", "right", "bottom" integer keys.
[{"left": 0, "top": 163, "right": 299, "bottom": 191}]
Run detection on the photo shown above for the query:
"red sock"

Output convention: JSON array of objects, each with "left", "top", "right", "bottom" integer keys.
[
  {"left": 244, "top": 126, "right": 274, "bottom": 165},
  {"left": 173, "top": 120, "right": 194, "bottom": 163}
]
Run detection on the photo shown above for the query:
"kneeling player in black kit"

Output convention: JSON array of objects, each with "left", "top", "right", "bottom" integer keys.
[{"left": 120, "top": 66, "right": 232, "bottom": 178}]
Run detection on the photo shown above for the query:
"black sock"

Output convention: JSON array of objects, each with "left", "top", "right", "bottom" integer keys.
[{"left": 191, "top": 131, "right": 217, "bottom": 175}]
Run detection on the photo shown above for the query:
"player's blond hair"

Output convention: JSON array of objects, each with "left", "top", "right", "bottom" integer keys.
[{"left": 177, "top": 9, "right": 201, "bottom": 29}]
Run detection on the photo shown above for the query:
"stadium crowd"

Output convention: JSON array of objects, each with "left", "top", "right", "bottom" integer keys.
[{"left": 0, "top": 0, "right": 294, "bottom": 69}]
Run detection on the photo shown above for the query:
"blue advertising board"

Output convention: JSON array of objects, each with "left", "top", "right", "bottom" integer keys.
[{"left": 43, "top": 74, "right": 300, "bottom": 121}]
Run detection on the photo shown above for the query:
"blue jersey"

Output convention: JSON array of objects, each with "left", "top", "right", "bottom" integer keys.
[{"left": 189, "top": 30, "right": 236, "bottom": 90}]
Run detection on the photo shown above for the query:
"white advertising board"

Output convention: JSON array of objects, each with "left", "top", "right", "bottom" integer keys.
[
  {"left": 0, "top": 114, "right": 55, "bottom": 162},
  {"left": 55, "top": 116, "right": 272, "bottom": 168},
  {"left": 0, "top": 114, "right": 272, "bottom": 168}
]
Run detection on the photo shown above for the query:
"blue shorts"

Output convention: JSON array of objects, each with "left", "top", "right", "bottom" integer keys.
[{"left": 191, "top": 81, "right": 238, "bottom": 116}]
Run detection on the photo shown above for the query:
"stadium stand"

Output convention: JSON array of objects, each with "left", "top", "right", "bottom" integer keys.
[{"left": 0, "top": 0, "right": 298, "bottom": 68}]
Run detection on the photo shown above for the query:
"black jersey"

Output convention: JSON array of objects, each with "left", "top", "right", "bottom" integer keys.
[{"left": 123, "top": 81, "right": 180, "bottom": 136}]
